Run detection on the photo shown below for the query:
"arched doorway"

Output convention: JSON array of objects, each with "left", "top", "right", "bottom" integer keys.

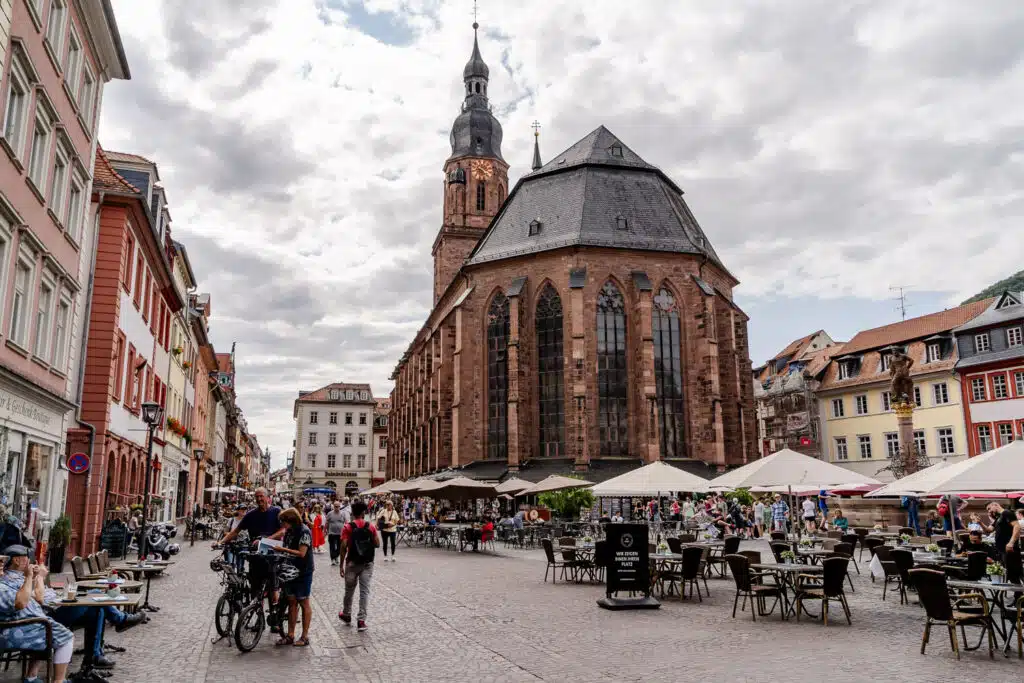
[
  {"left": 323, "top": 481, "right": 336, "bottom": 492},
  {"left": 345, "top": 481, "right": 359, "bottom": 496}
]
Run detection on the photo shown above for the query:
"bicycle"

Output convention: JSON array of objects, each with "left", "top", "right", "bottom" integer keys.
[
  {"left": 233, "top": 551, "right": 295, "bottom": 652},
  {"left": 210, "top": 540, "right": 252, "bottom": 641}
]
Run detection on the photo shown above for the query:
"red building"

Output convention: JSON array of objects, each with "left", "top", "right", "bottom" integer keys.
[
  {"left": 65, "top": 149, "right": 183, "bottom": 555},
  {"left": 955, "top": 291, "right": 1024, "bottom": 457}
]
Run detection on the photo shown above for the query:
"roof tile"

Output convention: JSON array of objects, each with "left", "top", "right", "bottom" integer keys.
[
  {"left": 92, "top": 147, "right": 140, "bottom": 194},
  {"left": 840, "top": 299, "right": 994, "bottom": 355}
]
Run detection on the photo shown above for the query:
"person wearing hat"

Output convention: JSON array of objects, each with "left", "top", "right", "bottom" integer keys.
[{"left": 0, "top": 544, "right": 144, "bottom": 678}]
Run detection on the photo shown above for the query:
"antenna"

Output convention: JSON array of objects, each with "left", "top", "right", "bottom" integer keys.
[{"left": 890, "top": 286, "right": 913, "bottom": 321}]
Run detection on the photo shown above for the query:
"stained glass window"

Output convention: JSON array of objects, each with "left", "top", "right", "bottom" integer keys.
[
  {"left": 536, "top": 285, "right": 565, "bottom": 457},
  {"left": 597, "top": 281, "right": 628, "bottom": 456},
  {"left": 487, "top": 292, "right": 509, "bottom": 460},
  {"left": 653, "top": 287, "right": 685, "bottom": 458}
]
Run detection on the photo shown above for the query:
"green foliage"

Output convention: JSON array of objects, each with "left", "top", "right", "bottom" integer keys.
[
  {"left": 50, "top": 515, "right": 72, "bottom": 547},
  {"left": 962, "top": 269, "right": 1024, "bottom": 304},
  {"left": 538, "top": 481, "right": 596, "bottom": 520},
  {"left": 731, "top": 488, "right": 754, "bottom": 506}
]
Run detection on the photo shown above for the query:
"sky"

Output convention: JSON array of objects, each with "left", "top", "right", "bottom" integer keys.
[{"left": 99, "top": 0, "right": 1024, "bottom": 468}]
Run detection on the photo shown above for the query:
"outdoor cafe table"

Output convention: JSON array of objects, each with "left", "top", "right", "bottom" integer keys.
[
  {"left": 797, "top": 548, "right": 835, "bottom": 565},
  {"left": 76, "top": 578, "right": 144, "bottom": 593},
  {"left": 947, "top": 579, "right": 1024, "bottom": 656},
  {"left": 50, "top": 592, "right": 142, "bottom": 678},
  {"left": 752, "top": 562, "right": 824, "bottom": 619},
  {"left": 111, "top": 562, "right": 170, "bottom": 612}
]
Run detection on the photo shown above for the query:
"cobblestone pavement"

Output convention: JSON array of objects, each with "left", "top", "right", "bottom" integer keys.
[{"left": 4, "top": 538, "right": 1024, "bottom": 682}]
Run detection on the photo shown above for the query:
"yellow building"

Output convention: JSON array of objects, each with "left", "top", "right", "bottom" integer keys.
[{"left": 816, "top": 301, "right": 991, "bottom": 481}]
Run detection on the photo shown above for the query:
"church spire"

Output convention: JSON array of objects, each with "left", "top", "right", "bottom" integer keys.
[
  {"left": 448, "top": 17, "right": 503, "bottom": 162},
  {"left": 531, "top": 120, "right": 542, "bottom": 171},
  {"left": 463, "top": 21, "right": 489, "bottom": 106}
]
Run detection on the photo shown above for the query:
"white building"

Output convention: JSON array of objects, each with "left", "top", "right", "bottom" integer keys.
[
  {"left": 371, "top": 398, "right": 390, "bottom": 485},
  {"left": 293, "top": 383, "right": 375, "bottom": 496}
]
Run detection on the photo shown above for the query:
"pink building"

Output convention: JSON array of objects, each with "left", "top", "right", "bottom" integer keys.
[{"left": 0, "top": 1, "right": 127, "bottom": 531}]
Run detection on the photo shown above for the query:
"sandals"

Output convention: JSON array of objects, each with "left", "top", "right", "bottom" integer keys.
[
  {"left": 275, "top": 635, "right": 294, "bottom": 646},
  {"left": 293, "top": 636, "right": 310, "bottom": 647}
]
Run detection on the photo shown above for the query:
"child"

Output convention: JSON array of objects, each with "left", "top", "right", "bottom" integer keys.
[{"left": 832, "top": 508, "right": 849, "bottom": 532}]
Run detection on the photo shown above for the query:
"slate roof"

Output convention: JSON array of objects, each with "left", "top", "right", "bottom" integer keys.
[
  {"left": 466, "top": 126, "right": 725, "bottom": 270},
  {"left": 952, "top": 292, "right": 1024, "bottom": 333},
  {"left": 839, "top": 299, "right": 994, "bottom": 355},
  {"left": 956, "top": 346, "right": 1024, "bottom": 370},
  {"left": 92, "top": 148, "right": 139, "bottom": 194}
]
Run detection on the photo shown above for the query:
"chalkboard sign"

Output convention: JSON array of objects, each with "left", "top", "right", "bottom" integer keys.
[
  {"left": 100, "top": 520, "right": 128, "bottom": 559},
  {"left": 605, "top": 523, "right": 650, "bottom": 597}
]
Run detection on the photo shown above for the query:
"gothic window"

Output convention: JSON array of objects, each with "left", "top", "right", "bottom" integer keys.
[
  {"left": 653, "top": 287, "right": 686, "bottom": 458},
  {"left": 487, "top": 292, "right": 510, "bottom": 460},
  {"left": 536, "top": 285, "right": 565, "bottom": 457},
  {"left": 476, "top": 181, "right": 486, "bottom": 211},
  {"left": 597, "top": 281, "right": 628, "bottom": 456}
]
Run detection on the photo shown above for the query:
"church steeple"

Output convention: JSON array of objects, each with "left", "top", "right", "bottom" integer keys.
[
  {"left": 531, "top": 121, "right": 542, "bottom": 171},
  {"left": 448, "top": 22, "right": 504, "bottom": 163}
]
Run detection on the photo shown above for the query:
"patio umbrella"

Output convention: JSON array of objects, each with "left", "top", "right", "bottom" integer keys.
[
  {"left": 418, "top": 476, "right": 497, "bottom": 501},
  {"left": 865, "top": 462, "right": 953, "bottom": 498},
  {"left": 591, "top": 461, "right": 709, "bottom": 497},
  {"left": 709, "top": 448, "right": 881, "bottom": 491},
  {"left": 518, "top": 475, "right": 593, "bottom": 496},
  {"left": 363, "top": 480, "right": 409, "bottom": 495},
  {"left": 918, "top": 440, "right": 1024, "bottom": 495},
  {"left": 204, "top": 486, "right": 234, "bottom": 494},
  {"left": 495, "top": 478, "right": 533, "bottom": 495}
]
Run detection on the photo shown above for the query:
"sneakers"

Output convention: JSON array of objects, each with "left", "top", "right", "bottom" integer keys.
[
  {"left": 338, "top": 612, "right": 351, "bottom": 625},
  {"left": 357, "top": 620, "right": 368, "bottom": 632},
  {"left": 115, "top": 612, "right": 146, "bottom": 633}
]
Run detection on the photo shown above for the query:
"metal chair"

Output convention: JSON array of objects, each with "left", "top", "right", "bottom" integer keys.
[
  {"left": 912, "top": 568, "right": 995, "bottom": 660},
  {"left": 794, "top": 556, "right": 852, "bottom": 626}
]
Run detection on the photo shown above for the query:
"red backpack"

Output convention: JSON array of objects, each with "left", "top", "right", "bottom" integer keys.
[{"left": 937, "top": 501, "right": 949, "bottom": 517}]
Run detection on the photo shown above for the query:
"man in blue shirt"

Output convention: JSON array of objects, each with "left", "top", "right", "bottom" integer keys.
[{"left": 219, "top": 488, "right": 283, "bottom": 545}]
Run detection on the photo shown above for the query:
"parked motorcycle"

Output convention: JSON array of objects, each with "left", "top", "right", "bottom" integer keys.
[{"left": 144, "top": 523, "right": 181, "bottom": 560}]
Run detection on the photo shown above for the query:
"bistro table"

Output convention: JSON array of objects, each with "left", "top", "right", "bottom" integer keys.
[
  {"left": 76, "top": 579, "right": 145, "bottom": 593},
  {"left": 49, "top": 592, "right": 142, "bottom": 682},
  {"left": 752, "top": 562, "right": 824, "bottom": 619},
  {"left": 947, "top": 579, "right": 1024, "bottom": 656},
  {"left": 111, "top": 562, "right": 169, "bottom": 612}
]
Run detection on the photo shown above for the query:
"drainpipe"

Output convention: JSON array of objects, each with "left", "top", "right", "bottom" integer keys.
[{"left": 74, "top": 191, "right": 103, "bottom": 552}]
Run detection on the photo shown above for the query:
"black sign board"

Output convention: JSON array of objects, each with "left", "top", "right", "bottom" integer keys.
[{"left": 605, "top": 523, "right": 650, "bottom": 597}]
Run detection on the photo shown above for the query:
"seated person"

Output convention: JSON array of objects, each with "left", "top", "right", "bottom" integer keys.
[
  {"left": 924, "top": 510, "right": 942, "bottom": 537},
  {"left": 966, "top": 513, "right": 984, "bottom": 533},
  {"left": 0, "top": 545, "right": 144, "bottom": 680},
  {"left": 832, "top": 509, "right": 849, "bottom": 531},
  {"left": 480, "top": 519, "right": 494, "bottom": 544},
  {"left": 957, "top": 530, "right": 996, "bottom": 562}
]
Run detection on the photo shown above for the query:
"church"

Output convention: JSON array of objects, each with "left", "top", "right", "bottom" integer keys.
[{"left": 388, "top": 25, "right": 757, "bottom": 483}]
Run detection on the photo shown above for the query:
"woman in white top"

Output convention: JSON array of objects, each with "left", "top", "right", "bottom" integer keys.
[{"left": 801, "top": 497, "right": 817, "bottom": 533}]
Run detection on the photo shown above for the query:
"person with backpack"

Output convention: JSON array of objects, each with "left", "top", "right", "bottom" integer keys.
[{"left": 338, "top": 501, "right": 380, "bottom": 632}]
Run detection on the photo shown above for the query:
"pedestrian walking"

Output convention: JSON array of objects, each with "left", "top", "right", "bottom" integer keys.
[
  {"left": 311, "top": 504, "right": 326, "bottom": 553},
  {"left": 338, "top": 501, "right": 380, "bottom": 632},
  {"left": 377, "top": 500, "right": 401, "bottom": 562},
  {"left": 326, "top": 501, "right": 346, "bottom": 566}
]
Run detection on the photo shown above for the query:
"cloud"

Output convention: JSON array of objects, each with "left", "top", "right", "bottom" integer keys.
[{"left": 101, "top": 0, "right": 1024, "bottom": 467}]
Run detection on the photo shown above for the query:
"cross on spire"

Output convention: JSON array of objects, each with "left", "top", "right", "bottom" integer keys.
[{"left": 531, "top": 120, "right": 541, "bottom": 137}]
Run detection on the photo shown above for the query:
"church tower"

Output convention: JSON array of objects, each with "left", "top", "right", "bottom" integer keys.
[{"left": 432, "top": 22, "right": 509, "bottom": 304}]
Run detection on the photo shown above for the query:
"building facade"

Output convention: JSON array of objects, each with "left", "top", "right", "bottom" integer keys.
[
  {"left": 753, "top": 330, "right": 837, "bottom": 458},
  {"left": 187, "top": 292, "right": 215, "bottom": 515},
  {"left": 66, "top": 149, "right": 183, "bottom": 554},
  {"left": 389, "top": 26, "right": 756, "bottom": 483},
  {"left": 816, "top": 300, "right": 992, "bottom": 481},
  {"left": 293, "top": 383, "right": 375, "bottom": 496},
  {"left": 0, "top": 0, "right": 127, "bottom": 539},
  {"left": 371, "top": 397, "right": 389, "bottom": 486},
  {"left": 954, "top": 291, "right": 1024, "bottom": 456}
]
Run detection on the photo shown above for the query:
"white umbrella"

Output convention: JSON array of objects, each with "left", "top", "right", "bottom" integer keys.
[
  {"left": 495, "top": 478, "right": 533, "bottom": 495},
  {"left": 591, "top": 461, "right": 710, "bottom": 496},
  {"left": 418, "top": 477, "right": 497, "bottom": 501},
  {"left": 204, "top": 486, "right": 234, "bottom": 494},
  {"left": 363, "top": 480, "right": 409, "bottom": 495},
  {"left": 918, "top": 440, "right": 1024, "bottom": 494},
  {"left": 518, "top": 475, "right": 593, "bottom": 496},
  {"left": 709, "top": 448, "right": 881, "bottom": 491},
  {"left": 865, "top": 461, "right": 953, "bottom": 498}
]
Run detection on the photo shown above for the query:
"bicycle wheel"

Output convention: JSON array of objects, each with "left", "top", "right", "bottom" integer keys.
[
  {"left": 214, "top": 594, "right": 234, "bottom": 637},
  {"left": 234, "top": 602, "right": 265, "bottom": 652}
]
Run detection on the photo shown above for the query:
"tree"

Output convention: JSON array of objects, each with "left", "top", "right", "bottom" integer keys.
[
  {"left": 962, "top": 269, "right": 1024, "bottom": 304},
  {"left": 538, "top": 484, "right": 595, "bottom": 520}
]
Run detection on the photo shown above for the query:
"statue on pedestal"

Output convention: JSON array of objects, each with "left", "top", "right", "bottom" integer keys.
[{"left": 889, "top": 349, "right": 914, "bottom": 404}]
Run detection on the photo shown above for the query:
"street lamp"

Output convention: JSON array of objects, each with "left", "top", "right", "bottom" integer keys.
[
  {"left": 139, "top": 401, "right": 164, "bottom": 561},
  {"left": 190, "top": 448, "right": 205, "bottom": 547}
]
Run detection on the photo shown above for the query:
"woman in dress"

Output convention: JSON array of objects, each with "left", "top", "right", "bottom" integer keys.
[{"left": 311, "top": 504, "right": 327, "bottom": 553}]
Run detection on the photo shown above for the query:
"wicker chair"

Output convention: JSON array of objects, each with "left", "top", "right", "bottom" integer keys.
[
  {"left": 541, "top": 539, "right": 570, "bottom": 583},
  {"left": 793, "top": 556, "right": 852, "bottom": 626},
  {"left": 726, "top": 554, "right": 782, "bottom": 621},
  {"left": 873, "top": 546, "right": 904, "bottom": 602},
  {"left": 679, "top": 546, "right": 706, "bottom": 602},
  {"left": 0, "top": 617, "right": 54, "bottom": 683},
  {"left": 830, "top": 542, "right": 856, "bottom": 592},
  {"left": 912, "top": 568, "right": 995, "bottom": 660},
  {"left": 840, "top": 533, "right": 861, "bottom": 573},
  {"left": 891, "top": 549, "right": 916, "bottom": 604}
]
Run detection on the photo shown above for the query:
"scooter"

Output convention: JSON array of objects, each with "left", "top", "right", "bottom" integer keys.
[{"left": 144, "top": 524, "right": 181, "bottom": 560}]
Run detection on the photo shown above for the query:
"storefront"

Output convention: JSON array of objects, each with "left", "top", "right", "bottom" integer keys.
[{"left": 0, "top": 373, "right": 75, "bottom": 541}]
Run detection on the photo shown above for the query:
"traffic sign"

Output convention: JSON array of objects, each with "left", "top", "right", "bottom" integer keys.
[{"left": 67, "top": 452, "right": 90, "bottom": 474}]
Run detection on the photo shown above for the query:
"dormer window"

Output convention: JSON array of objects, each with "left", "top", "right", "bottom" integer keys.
[
  {"left": 528, "top": 219, "right": 542, "bottom": 236},
  {"left": 996, "top": 292, "right": 1021, "bottom": 309},
  {"left": 974, "top": 333, "right": 991, "bottom": 353},
  {"left": 1008, "top": 327, "right": 1022, "bottom": 348},
  {"left": 926, "top": 342, "right": 941, "bottom": 363},
  {"left": 609, "top": 144, "right": 623, "bottom": 157},
  {"left": 880, "top": 354, "right": 891, "bottom": 373},
  {"left": 838, "top": 362, "right": 851, "bottom": 380},
  {"left": 615, "top": 215, "right": 628, "bottom": 231}
]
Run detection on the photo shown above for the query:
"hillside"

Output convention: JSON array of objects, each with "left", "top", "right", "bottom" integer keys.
[{"left": 962, "top": 269, "right": 1024, "bottom": 304}]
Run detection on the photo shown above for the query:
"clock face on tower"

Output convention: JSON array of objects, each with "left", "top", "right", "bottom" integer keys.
[{"left": 470, "top": 159, "right": 493, "bottom": 180}]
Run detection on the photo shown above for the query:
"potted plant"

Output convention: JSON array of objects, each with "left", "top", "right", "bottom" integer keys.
[
  {"left": 47, "top": 515, "right": 72, "bottom": 573},
  {"left": 899, "top": 533, "right": 912, "bottom": 545},
  {"left": 582, "top": 535, "right": 594, "bottom": 544},
  {"left": 986, "top": 562, "right": 1005, "bottom": 583},
  {"left": 657, "top": 540, "right": 669, "bottom": 554},
  {"left": 925, "top": 543, "right": 940, "bottom": 553},
  {"left": 172, "top": 346, "right": 183, "bottom": 356},
  {"left": 780, "top": 550, "right": 796, "bottom": 565},
  {"left": 799, "top": 537, "right": 813, "bottom": 548},
  {"left": 182, "top": 361, "right": 192, "bottom": 370}
]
